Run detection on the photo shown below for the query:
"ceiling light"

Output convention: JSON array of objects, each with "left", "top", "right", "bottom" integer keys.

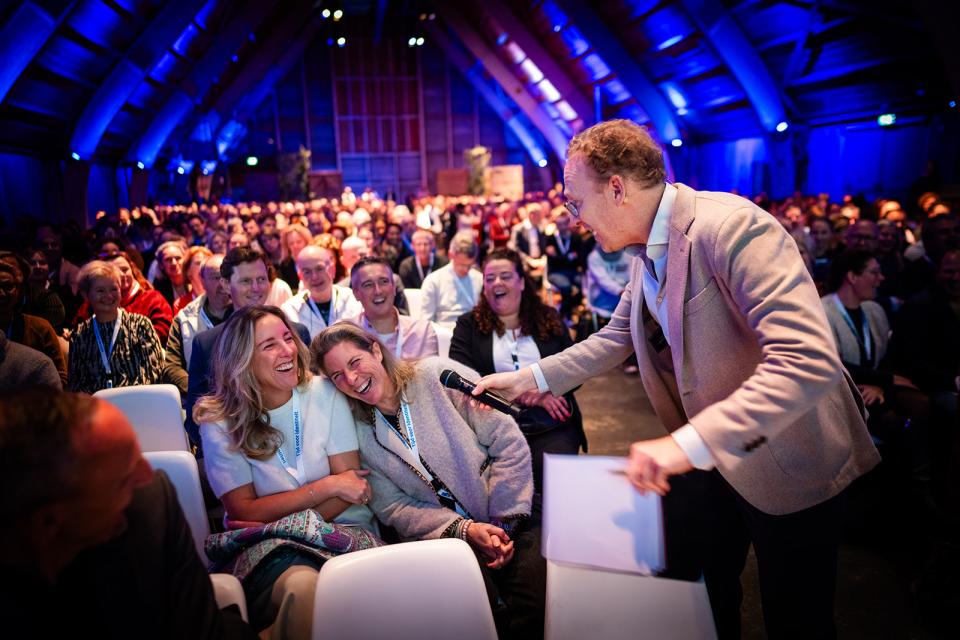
[
  {"left": 776, "top": 121, "right": 788, "bottom": 132},
  {"left": 671, "top": 139, "right": 683, "bottom": 147}
]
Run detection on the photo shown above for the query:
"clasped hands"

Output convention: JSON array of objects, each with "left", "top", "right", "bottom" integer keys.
[{"left": 466, "top": 521, "right": 514, "bottom": 569}]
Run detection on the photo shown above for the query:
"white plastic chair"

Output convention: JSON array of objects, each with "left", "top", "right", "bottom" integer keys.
[
  {"left": 144, "top": 450, "right": 248, "bottom": 622},
  {"left": 433, "top": 323, "right": 453, "bottom": 358},
  {"left": 311, "top": 538, "right": 496, "bottom": 640},
  {"left": 95, "top": 384, "right": 189, "bottom": 452},
  {"left": 545, "top": 561, "right": 716, "bottom": 640},
  {"left": 404, "top": 288, "right": 424, "bottom": 319}
]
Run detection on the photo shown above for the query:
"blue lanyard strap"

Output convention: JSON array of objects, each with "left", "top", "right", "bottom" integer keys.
[
  {"left": 93, "top": 310, "right": 123, "bottom": 386},
  {"left": 833, "top": 296, "right": 873, "bottom": 364},
  {"left": 275, "top": 389, "right": 306, "bottom": 485}
]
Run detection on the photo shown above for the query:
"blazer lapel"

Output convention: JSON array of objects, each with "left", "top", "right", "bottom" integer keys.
[{"left": 665, "top": 184, "right": 696, "bottom": 376}]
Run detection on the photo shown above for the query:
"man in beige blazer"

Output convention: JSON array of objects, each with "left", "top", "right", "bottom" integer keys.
[{"left": 475, "top": 119, "right": 879, "bottom": 639}]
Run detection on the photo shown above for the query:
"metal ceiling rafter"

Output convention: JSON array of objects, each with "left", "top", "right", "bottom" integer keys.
[
  {"left": 680, "top": 0, "right": 787, "bottom": 132},
  {"left": 128, "top": 0, "right": 278, "bottom": 168},
  {"left": 69, "top": 0, "right": 207, "bottom": 160},
  {"left": 202, "top": 2, "right": 323, "bottom": 154},
  {"left": 0, "top": 1, "right": 77, "bottom": 104},
  {"left": 481, "top": 0, "right": 592, "bottom": 128},
  {"left": 552, "top": 0, "right": 681, "bottom": 143},
  {"left": 424, "top": 19, "right": 553, "bottom": 176},
  {"left": 433, "top": 4, "right": 570, "bottom": 161}
]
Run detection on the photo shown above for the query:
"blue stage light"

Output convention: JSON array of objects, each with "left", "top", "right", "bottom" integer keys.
[
  {"left": 877, "top": 113, "right": 896, "bottom": 126},
  {"left": 776, "top": 121, "right": 789, "bottom": 132},
  {"left": 137, "top": 161, "right": 145, "bottom": 169},
  {"left": 538, "top": 158, "right": 548, "bottom": 167},
  {"left": 671, "top": 139, "right": 683, "bottom": 147},
  {"left": 246, "top": 156, "right": 259, "bottom": 166},
  {"left": 71, "top": 152, "right": 80, "bottom": 160}
]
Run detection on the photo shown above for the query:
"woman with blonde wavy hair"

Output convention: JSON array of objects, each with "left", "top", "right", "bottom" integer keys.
[{"left": 194, "top": 305, "right": 378, "bottom": 639}]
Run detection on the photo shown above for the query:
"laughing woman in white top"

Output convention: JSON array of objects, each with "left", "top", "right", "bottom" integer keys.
[{"left": 194, "top": 305, "right": 375, "bottom": 639}]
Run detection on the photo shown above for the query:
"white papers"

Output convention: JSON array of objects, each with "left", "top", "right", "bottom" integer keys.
[{"left": 542, "top": 454, "right": 664, "bottom": 575}]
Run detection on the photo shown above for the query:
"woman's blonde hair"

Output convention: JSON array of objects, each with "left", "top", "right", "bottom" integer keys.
[
  {"left": 310, "top": 321, "right": 417, "bottom": 425},
  {"left": 280, "top": 224, "right": 313, "bottom": 261},
  {"left": 77, "top": 260, "right": 120, "bottom": 296},
  {"left": 193, "top": 305, "right": 312, "bottom": 459}
]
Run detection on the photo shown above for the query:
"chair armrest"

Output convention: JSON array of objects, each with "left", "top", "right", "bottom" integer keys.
[{"left": 210, "top": 573, "right": 248, "bottom": 622}]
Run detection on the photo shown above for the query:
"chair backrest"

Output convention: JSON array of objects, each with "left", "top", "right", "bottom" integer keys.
[
  {"left": 404, "top": 288, "right": 424, "bottom": 319},
  {"left": 312, "top": 538, "right": 497, "bottom": 640},
  {"left": 433, "top": 323, "right": 453, "bottom": 359},
  {"left": 94, "top": 384, "right": 189, "bottom": 452},
  {"left": 144, "top": 450, "right": 211, "bottom": 564}
]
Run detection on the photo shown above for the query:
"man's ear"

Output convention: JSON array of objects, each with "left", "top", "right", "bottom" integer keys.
[{"left": 609, "top": 175, "right": 626, "bottom": 205}]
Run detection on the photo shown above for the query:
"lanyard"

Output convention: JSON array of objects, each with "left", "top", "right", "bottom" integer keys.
[
  {"left": 378, "top": 401, "right": 469, "bottom": 518},
  {"left": 452, "top": 272, "right": 474, "bottom": 306},
  {"left": 415, "top": 254, "right": 434, "bottom": 283},
  {"left": 362, "top": 314, "right": 404, "bottom": 358},
  {"left": 556, "top": 233, "right": 571, "bottom": 256},
  {"left": 93, "top": 310, "right": 123, "bottom": 388},
  {"left": 275, "top": 389, "right": 306, "bottom": 485},
  {"left": 833, "top": 296, "right": 873, "bottom": 364},
  {"left": 377, "top": 400, "right": 419, "bottom": 458}
]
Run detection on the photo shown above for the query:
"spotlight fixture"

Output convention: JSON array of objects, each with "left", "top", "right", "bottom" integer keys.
[
  {"left": 322, "top": 9, "right": 330, "bottom": 18},
  {"left": 538, "top": 158, "right": 548, "bottom": 168},
  {"left": 416, "top": 37, "right": 424, "bottom": 46},
  {"left": 408, "top": 37, "right": 416, "bottom": 47},
  {"left": 775, "top": 121, "right": 789, "bottom": 133},
  {"left": 70, "top": 152, "right": 80, "bottom": 160},
  {"left": 950, "top": 100, "right": 957, "bottom": 108},
  {"left": 136, "top": 161, "right": 145, "bottom": 169},
  {"left": 671, "top": 138, "right": 683, "bottom": 147},
  {"left": 177, "top": 167, "right": 185, "bottom": 175},
  {"left": 246, "top": 156, "right": 259, "bottom": 166},
  {"left": 337, "top": 36, "right": 346, "bottom": 47},
  {"left": 333, "top": 9, "right": 343, "bottom": 21},
  {"left": 877, "top": 113, "right": 896, "bottom": 127}
]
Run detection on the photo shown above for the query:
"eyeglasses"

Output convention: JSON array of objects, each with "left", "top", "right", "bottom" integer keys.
[{"left": 563, "top": 201, "right": 581, "bottom": 219}]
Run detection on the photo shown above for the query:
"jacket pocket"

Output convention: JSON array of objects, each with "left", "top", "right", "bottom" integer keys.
[{"left": 684, "top": 277, "right": 721, "bottom": 315}]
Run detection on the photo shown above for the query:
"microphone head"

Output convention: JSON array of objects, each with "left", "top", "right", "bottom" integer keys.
[{"left": 439, "top": 369, "right": 461, "bottom": 389}]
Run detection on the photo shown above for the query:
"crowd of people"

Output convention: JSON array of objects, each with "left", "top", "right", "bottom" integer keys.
[{"left": 1, "top": 142, "right": 957, "bottom": 637}]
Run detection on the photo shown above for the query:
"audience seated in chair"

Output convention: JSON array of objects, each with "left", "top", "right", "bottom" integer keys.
[{"left": 0, "top": 389, "right": 256, "bottom": 638}]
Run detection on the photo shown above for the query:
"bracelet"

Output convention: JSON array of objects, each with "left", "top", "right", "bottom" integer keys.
[{"left": 459, "top": 518, "right": 474, "bottom": 542}]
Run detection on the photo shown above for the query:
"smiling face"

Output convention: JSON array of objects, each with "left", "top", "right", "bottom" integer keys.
[
  {"left": 160, "top": 246, "right": 184, "bottom": 279},
  {"left": 85, "top": 275, "right": 122, "bottom": 317},
  {"left": 297, "top": 246, "right": 335, "bottom": 300},
  {"left": 109, "top": 256, "right": 135, "bottom": 299},
  {"left": 323, "top": 340, "right": 395, "bottom": 411},
  {"left": 352, "top": 262, "right": 396, "bottom": 320},
  {"left": 251, "top": 314, "right": 300, "bottom": 404},
  {"left": 849, "top": 258, "right": 884, "bottom": 301},
  {"left": 286, "top": 231, "right": 308, "bottom": 259},
  {"left": 483, "top": 258, "right": 523, "bottom": 318},
  {"left": 228, "top": 259, "right": 270, "bottom": 308},
  {"left": 412, "top": 232, "right": 434, "bottom": 262},
  {"left": 563, "top": 155, "right": 618, "bottom": 250}
]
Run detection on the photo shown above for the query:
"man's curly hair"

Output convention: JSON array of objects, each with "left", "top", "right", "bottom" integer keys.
[{"left": 566, "top": 119, "right": 665, "bottom": 188}]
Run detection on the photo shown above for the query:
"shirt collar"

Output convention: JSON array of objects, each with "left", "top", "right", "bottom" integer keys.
[{"left": 623, "top": 183, "right": 675, "bottom": 260}]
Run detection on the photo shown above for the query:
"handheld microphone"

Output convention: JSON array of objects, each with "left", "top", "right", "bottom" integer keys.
[{"left": 439, "top": 369, "right": 522, "bottom": 420}]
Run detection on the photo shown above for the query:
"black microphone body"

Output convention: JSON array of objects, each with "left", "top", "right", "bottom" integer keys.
[{"left": 439, "top": 369, "right": 522, "bottom": 420}]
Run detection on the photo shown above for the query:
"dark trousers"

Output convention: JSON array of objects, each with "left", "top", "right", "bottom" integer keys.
[
  {"left": 660, "top": 470, "right": 845, "bottom": 640},
  {"left": 476, "top": 517, "right": 546, "bottom": 640}
]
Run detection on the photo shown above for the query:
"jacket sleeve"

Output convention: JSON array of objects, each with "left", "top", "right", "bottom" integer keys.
[
  {"left": 163, "top": 318, "right": 189, "bottom": 396},
  {"left": 448, "top": 314, "right": 477, "bottom": 369},
  {"left": 366, "top": 465, "right": 460, "bottom": 540},
  {"left": 539, "top": 270, "right": 637, "bottom": 394},
  {"left": 440, "top": 359, "right": 533, "bottom": 518}
]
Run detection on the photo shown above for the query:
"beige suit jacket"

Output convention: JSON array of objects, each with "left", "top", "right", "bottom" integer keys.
[{"left": 540, "top": 183, "right": 879, "bottom": 515}]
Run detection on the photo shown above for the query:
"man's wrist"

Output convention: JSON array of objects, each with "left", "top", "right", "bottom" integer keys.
[{"left": 529, "top": 363, "right": 550, "bottom": 393}]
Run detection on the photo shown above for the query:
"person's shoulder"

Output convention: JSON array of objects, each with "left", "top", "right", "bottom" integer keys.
[
  {"left": 21, "top": 313, "right": 56, "bottom": 337},
  {"left": 282, "top": 292, "right": 307, "bottom": 311}
]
